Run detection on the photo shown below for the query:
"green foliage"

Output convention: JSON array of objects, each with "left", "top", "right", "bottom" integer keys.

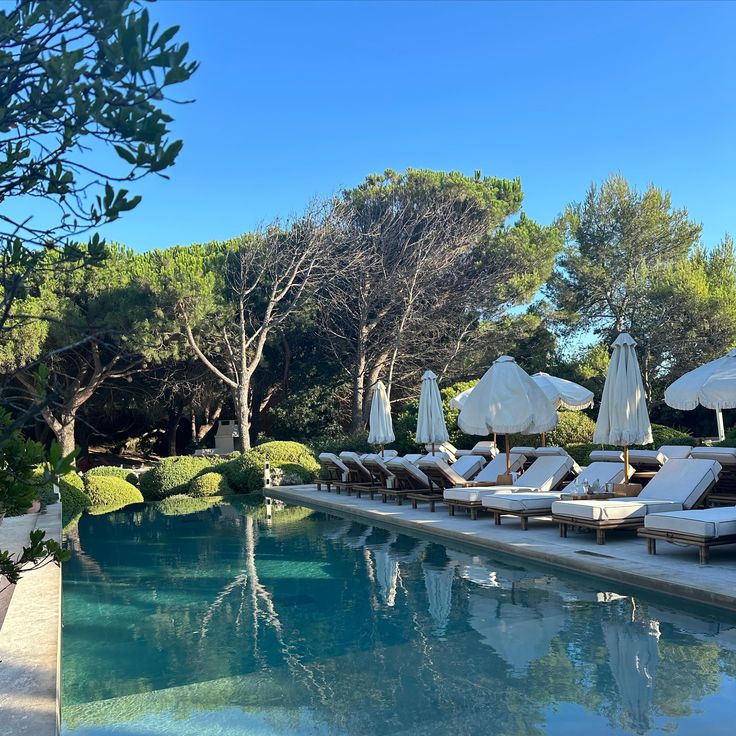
[
  {"left": 270, "top": 461, "right": 314, "bottom": 486},
  {"left": 188, "top": 471, "right": 232, "bottom": 498},
  {"left": 252, "top": 441, "right": 320, "bottom": 475},
  {"left": 545, "top": 412, "right": 596, "bottom": 446},
  {"left": 0, "top": 529, "right": 70, "bottom": 592},
  {"left": 217, "top": 452, "right": 264, "bottom": 493},
  {"left": 0, "top": 0, "right": 197, "bottom": 260},
  {"left": 59, "top": 475, "right": 92, "bottom": 528},
  {"left": 85, "top": 466, "right": 139, "bottom": 486},
  {"left": 82, "top": 476, "right": 143, "bottom": 510},
  {"left": 650, "top": 424, "right": 695, "bottom": 447},
  {"left": 139, "top": 456, "right": 216, "bottom": 500},
  {"left": 154, "top": 495, "right": 223, "bottom": 517},
  {"left": 310, "top": 431, "right": 373, "bottom": 456}
]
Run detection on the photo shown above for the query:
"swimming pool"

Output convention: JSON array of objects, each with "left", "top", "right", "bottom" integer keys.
[{"left": 62, "top": 498, "right": 736, "bottom": 735}]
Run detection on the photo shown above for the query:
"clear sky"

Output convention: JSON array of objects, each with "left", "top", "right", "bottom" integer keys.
[{"left": 101, "top": 0, "right": 736, "bottom": 252}]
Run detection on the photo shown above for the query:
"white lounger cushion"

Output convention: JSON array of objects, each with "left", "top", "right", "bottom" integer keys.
[
  {"left": 644, "top": 508, "right": 736, "bottom": 539},
  {"left": 552, "top": 498, "right": 682, "bottom": 521},
  {"left": 471, "top": 441, "right": 499, "bottom": 458},
  {"left": 510, "top": 446, "right": 536, "bottom": 456},
  {"left": 533, "top": 446, "right": 569, "bottom": 457},
  {"left": 382, "top": 450, "right": 398, "bottom": 460},
  {"left": 471, "top": 453, "right": 525, "bottom": 483},
  {"left": 362, "top": 453, "right": 395, "bottom": 477},
  {"left": 509, "top": 455, "right": 575, "bottom": 493},
  {"left": 444, "top": 486, "right": 510, "bottom": 503},
  {"left": 482, "top": 462, "right": 627, "bottom": 512},
  {"left": 418, "top": 454, "right": 486, "bottom": 486},
  {"left": 318, "top": 452, "right": 349, "bottom": 481},
  {"left": 690, "top": 447, "right": 736, "bottom": 465},
  {"left": 485, "top": 492, "right": 565, "bottom": 512},
  {"left": 339, "top": 451, "right": 371, "bottom": 475},
  {"left": 589, "top": 450, "right": 625, "bottom": 463},
  {"left": 627, "top": 449, "right": 666, "bottom": 466},
  {"left": 551, "top": 458, "right": 721, "bottom": 521},
  {"left": 659, "top": 445, "right": 692, "bottom": 460},
  {"left": 402, "top": 453, "right": 424, "bottom": 464},
  {"left": 386, "top": 457, "right": 429, "bottom": 486}
]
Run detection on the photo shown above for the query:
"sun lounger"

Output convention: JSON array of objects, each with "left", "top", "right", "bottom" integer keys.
[
  {"left": 403, "top": 453, "right": 425, "bottom": 464},
  {"left": 659, "top": 445, "right": 692, "bottom": 460},
  {"left": 439, "top": 453, "right": 526, "bottom": 499},
  {"left": 378, "top": 456, "right": 436, "bottom": 505},
  {"left": 481, "top": 462, "right": 627, "bottom": 530},
  {"left": 338, "top": 451, "right": 382, "bottom": 496},
  {"left": 444, "top": 455, "right": 571, "bottom": 520},
  {"left": 638, "top": 507, "right": 736, "bottom": 563},
  {"left": 417, "top": 454, "right": 487, "bottom": 490},
  {"left": 469, "top": 441, "right": 499, "bottom": 459},
  {"left": 317, "top": 452, "right": 349, "bottom": 491},
  {"left": 552, "top": 458, "right": 721, "bottom": 545},
  {"left": 361, "top": 453, "right": 397, "bottom": 496},
  {"left": 690, "top": 447, "right": 736, "bottom": 504}
]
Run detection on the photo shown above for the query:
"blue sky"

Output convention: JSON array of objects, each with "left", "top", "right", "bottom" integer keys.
[{"left": 101, "top": 0, "right": 736, "bottom": 251}]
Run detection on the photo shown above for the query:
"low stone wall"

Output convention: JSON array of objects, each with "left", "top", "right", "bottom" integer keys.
[{"left": 0, "top": 504, "right": 62, "bottom": 736}]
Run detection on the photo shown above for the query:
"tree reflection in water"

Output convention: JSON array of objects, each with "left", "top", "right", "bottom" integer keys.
[{"left": 62, "top": 500, "right": 736, "bottom": 735}]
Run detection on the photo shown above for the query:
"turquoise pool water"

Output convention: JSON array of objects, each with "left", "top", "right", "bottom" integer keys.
[{"left": 62, "top": 498, "right": 736, "bottom": 735}]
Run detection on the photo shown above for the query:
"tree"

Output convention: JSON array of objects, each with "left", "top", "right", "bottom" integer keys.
[
  {"left": 546, "top": 173, "right": 701, "bottom": 336},
  {"left": 0, "top": 0, "right": 196, "bottom": 342},
  {"left": 5, "top": 246, "right": 166, "bottom": 457},
  {"left": 148, "top": 211, "right": 335, "bottom": 451},
  {"left": 319, "top": 169, "right": 561, "bottom": 431}
]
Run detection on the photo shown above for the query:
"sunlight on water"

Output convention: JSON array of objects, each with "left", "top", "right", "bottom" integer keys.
[{"left": 62, "top": 498, "right": 736, "bottom": 736}]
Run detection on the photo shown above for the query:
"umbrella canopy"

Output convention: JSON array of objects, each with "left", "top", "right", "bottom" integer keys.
[
  {"left": 368, "top": 380, "right": 395, "bottom": 446},
  {"left": 452, "top": 374, "right": 593, "bottom": 413},
  {"left": 449, "top": 386, "right": 474, "bottom": 410},
  {"left": 593, "top": 333, "right": 653, "bottom": 447},
  {"left": 665, "top": 348, "right": 736, "bottom": 411},
  {"left": 458, "top": 356, "right": 558, "bottom": 436},
  {"left": 532, "top": 372, "right": 594, "bottom": 410},
  {"left": 415, "top": 370, "right": 449, "bottom": 449}
]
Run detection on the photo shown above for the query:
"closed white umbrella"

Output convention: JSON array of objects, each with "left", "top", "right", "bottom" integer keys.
[
  {"left": 368, "top": 380, "right": 394, "bottom": 455},
  {"left": 416, "top": 370, "right": 449, "bottom": 454},
  {"left": 458, "top": 355, "right": 558, "bottom": 473},
  {"left": 593, "top": 333, "right": 653, "bottom": 480},
  {"left": 665, "top": 348, "right": 736, "bottom": 441}
]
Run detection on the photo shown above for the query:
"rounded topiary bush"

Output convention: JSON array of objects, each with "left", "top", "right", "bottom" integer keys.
[
  {"left": 59, "top": 473, "right": 91, "bottom": 516},
  {"left": 270, "top": 461, "right": 314, "bottom": 486},
  {"left": 188, "top": 471, "right": 232, "bottom": 497},
  {"left": 546, "top": 411, "right": 596, "bottom": 447},
  {"left": 218, "top": 452, "right": 264, "bottom": 492},
  {"left": 253, "top": 441, "right": 320, "bottom": 476},
  {"left": 650, "top": 423, "right": 695, "bottom": 447},
  {"left": 139, "top": 456, "right": 215, "bottom": 500},
  {"left": 83, "top": 475, "right": 144, "bottom": 509},
  {"left": 85, "top": 466, "right": 139, "bottom": 486}
]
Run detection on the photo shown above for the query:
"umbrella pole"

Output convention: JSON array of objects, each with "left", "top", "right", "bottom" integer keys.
[
  {"left": 505, "top": 434, "right": 511, "bottom": 474},
  {"left": 381, "top": 444, "right": 384, "bottom": 459},
  {"left": 431, "top": 442, "right": 435, "bottom": 456},
  {"left": 541, "top": 432, "right": 546, "bottom": 447},
  {"left": 623, "top": 445, "right": 629, "bottom": 482},
  {"left": 493, "top": 433, "right": 497, "bottom": 449}
]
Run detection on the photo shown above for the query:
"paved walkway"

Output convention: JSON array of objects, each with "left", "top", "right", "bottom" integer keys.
[
  {"left": 0, "top": 504, "right": 62, "bottom": 736},
  {"left": 269, "top": 485, "right": 736, "bottom": 612}
]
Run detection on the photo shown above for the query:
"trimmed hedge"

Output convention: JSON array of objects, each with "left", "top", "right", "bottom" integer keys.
[
  {"left": 253, "top": 441, "right": 320, "bottom": 476},
  {"left": 83, "top": 475, "right": 144, "bottom": 509},
  {"left": 139, "top": 456, "right": 215, "bottom": 500},
  {"left": 188, "top": 471, "right": 233, "bottom": 498},
  {"left": 270, "top": 461, "right": 314, "bottom": 486},
  {"left": 59, "top": 473, "right": 91, "bottom": 517},
  {"left": 85, "top": 466, "right": 139, "bottom": 486},
  {"left": 218, "top": 452, "right": 263, "bottom": 492}
]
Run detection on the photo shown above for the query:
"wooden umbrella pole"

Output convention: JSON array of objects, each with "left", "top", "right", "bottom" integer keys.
[
  {"left": 431, "top": 442, "right": 435, "bottom": 456},
  {"left": 381, "top": 444, "right": 384, "bottom": 459},
  {"left": 505, "top": 434, "right": 511, "bottom": 474},
  {"left": 623, "top": 445, "right": 629, "bottom": 482},
  {"left": 541, "top": 432, "right": 546, "bottom": 447}
]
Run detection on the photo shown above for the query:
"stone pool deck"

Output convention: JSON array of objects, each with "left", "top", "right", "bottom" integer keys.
[
  {"left": 269, "top": 485, "right": 736, "bottom": 613},
  {"left": 0, "top": 504, "right": 62, "bottom": 736}
]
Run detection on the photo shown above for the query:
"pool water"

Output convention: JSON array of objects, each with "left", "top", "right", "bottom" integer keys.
[{"left": 62, "top": 498, "right": 736, "bottom": 735}]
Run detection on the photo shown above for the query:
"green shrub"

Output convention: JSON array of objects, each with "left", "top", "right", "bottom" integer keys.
[
  {"left": 139, "top": 456, "right": 215, "bottom": 500},
  {"left": 252, "top": 441, "right": 320, "bottom": 475},
  {"left": 218, "top": 452, "right": 264, "bottom": 492},
  {"left": 85, "top": 466, "right": 139, "bottom": 485},
  {"left": 310, "top": 431, "right": 374, "bottom": 457},
  {"left": 650, "top": 423, "right": 695, "bottom": 447},
  {"left": 270, "top": 461, "right": 314, "bottom": 486},
  {"left": 188, "top": 471, "right": 233, "bottom": 497},
  {"left": 546, "top": 411, "right": 596, "bottom": 446},
  {"left": 154, "top": 494, "right": 222, "bottom": 516},
  {"left": 83, "top": 475, "right": 143, "bottom": 509}
]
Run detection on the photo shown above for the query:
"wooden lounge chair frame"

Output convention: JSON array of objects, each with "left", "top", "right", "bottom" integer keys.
[
  {"left": 555, "top": 480, "right": 717, "bottom": 546},
  {"left": 637, "top": 526, "right": 736, "bottom": 564}
]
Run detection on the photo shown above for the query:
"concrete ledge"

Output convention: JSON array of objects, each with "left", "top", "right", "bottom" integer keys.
[
  {"left": 269, "top": 485, "right": 736, "bottom": 613},
  {"left": 0, "top": 504, "right": 62, "bottom": 736}
]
